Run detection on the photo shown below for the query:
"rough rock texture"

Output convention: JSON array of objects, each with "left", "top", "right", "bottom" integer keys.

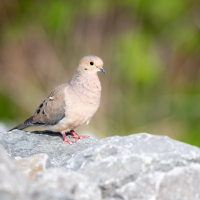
[
  {"left": 15, "top": 153, "right": 51, "bottom": 180},
  {"left": 31, "top": 168, "right": 102, "bottom": 200},
  {"left": 66, "top": 133, "right": 200, "bottom": 199},
  {"left": 1, "top": 130, "right": 200, "bottom": 200},
  {"left": 0, "top": 130, "right": 98, "bottom": 167},
  {"left": 0, "top": 145, "right": 31, "bottom": 200}
]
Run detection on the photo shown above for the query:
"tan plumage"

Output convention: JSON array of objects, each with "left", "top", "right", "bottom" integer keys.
[{"left": 10, "top": 56, "right": 106, "bottom": 144}]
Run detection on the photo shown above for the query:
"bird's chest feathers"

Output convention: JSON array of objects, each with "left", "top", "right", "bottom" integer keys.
[
  {"left": 74, "top": 83, "right": 100, "bottom": 111},
  {"left": 65, "top": 76, "right": 101, "bottom": 120},
  {"left": 70, "top": 75, "right": 101, "bottom": 104}
]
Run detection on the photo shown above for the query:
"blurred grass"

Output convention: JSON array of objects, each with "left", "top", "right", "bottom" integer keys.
[{"left": 0, "top": 0, "right": 200, "bottom": 146}]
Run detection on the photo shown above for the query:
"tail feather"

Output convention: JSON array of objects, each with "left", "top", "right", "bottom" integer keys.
[
  {"left": 9, "top": 115, "right": 48, "bottom": 132},
  {"left": 8, "top": 124, "right": 29, "bottom": 132},
  {"left": 9, "top": 124, "right": 48, "bottom": 132}
]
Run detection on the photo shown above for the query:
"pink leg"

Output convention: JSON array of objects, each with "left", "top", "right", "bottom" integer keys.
[
  {"left": 69, "top": 130, "right": 88, "bottom": 139},
  {"left": 61, "top": 132, "right": 75, "bottom": 144}
]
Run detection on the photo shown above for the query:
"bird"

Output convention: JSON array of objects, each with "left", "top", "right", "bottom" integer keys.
[{"left": 9, "top": 55, "right": 106, "bottom": 144}]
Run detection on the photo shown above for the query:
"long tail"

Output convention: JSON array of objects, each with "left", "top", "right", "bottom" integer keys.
[
  {"left": 8, "top": 124, "right": 29, "bottom": 132},
  {"left": 9, "top": 115, "right": 48, "bottom": 132},
  {"left": 9, "top": 124, "right": 48, "bottom": 132}
]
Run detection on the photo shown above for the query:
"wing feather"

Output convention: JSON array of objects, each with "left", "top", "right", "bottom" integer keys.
[{"left": 10, "top": 82, "right": 68, "bottom": 131}]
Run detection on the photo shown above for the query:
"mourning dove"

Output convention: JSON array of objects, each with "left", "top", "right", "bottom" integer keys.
[{"left": 10, "top": 55, "right": 106, "bottom": 144}]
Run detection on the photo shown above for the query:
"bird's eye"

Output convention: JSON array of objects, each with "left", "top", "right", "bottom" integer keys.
[{"left": 90, "top": 62, "right": 94, "bottom": 66}]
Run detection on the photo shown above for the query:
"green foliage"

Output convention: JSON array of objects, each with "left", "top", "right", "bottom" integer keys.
[
  {"left": 0, "top": 91, "right": 20, "bottom": 120},
  {"left": 1, "top": 0, "right": 200, "bottom": 147},
  {"left": 115, "top": 30, "right": 163, "bottom": 85},
  {"left": 36, "top": 1, "right": 75, "bottom": 36}
]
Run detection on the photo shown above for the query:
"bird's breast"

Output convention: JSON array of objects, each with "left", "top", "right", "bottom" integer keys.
[
  {"left": 69, "top": 87, "right": 101, "bottom": 119},
  {"left": 56, "top": 84, "right": 101, "bottom": 131}
]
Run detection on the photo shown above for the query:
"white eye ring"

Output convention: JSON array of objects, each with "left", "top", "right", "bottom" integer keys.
[{"left": 90, "top": 62, "right": 94, "bottom": 66}]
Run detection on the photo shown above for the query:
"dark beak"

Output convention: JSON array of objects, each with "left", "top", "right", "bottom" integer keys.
[{"left": 99, "top": 67, "right": 106, "bottom": 74}]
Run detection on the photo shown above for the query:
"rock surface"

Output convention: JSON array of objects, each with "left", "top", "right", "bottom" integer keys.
[
  {"left": 15, "top": 153, "right": 51, "bottom": 180},
  {"left": 31, "top": 168, "right": 102, "bottom": 200},
  {"left": 0, "top": 145, "right": 31, "bottom": 200},
  {"left": 1, "top": 130, "right": 200, "bottom": 200},
  {"left": 0, "top": 130, "right": 98, "bottom": 167},
  {"left": 66, "top": 133, "right": 200, "bottom": 199}
]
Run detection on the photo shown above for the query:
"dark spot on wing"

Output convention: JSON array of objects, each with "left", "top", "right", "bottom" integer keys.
[
  {"left": 46, "top": 103, "right": 48, "bottom": 106},
  {"left": 43, "top": 110, "right": 45, "bottom": 114},
  {"left": 37, "top": 109, "right": 40, "bottom": 114},
  {"left": 39, "top": 103, "right": 43, "bottom": 108}
]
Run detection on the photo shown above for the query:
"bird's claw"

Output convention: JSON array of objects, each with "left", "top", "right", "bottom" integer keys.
[
  {"left": 63, "top": 139, "right": 75, "bottom": 144},
  {"left": 61, "top": 132, "right": 75, "bottom": 144},
  {"left": 69, "top": 135, "right": 88, "bottom": 139},
  {"left": 70, "top": 130, "right": 88, "bottom": 139}
]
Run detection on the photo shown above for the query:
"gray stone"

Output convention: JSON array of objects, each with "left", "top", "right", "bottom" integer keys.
[
  {"left": 157, "top": 165, "right": 200, "bottom": 200},
  {"left": 103, "top": 198, "right": 121, "bottom": 200},
  {"left": 31, "top": 168, "right": 102, "bottom": 200},
  {"left": 1, "top": 130, "right": 200, "bottom": 200},
  {"left": 0, "top": 130, "right": 98, "bottom": 167},
  {"left": 0, "top": 145, "right": 31, "bottom": 200},
  {"left": 66, "top": 133, "right": 200, "bottom": 199},
  {"left": 15, "top": 153, "right": 51, "bottom": 180},
  {"left": 113, "top": 165, "right": 200, "bottom": 200}
]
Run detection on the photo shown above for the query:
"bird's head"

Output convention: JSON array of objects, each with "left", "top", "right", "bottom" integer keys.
[{"left": 78, "top": 55, "right": 106, "bottom": 75}]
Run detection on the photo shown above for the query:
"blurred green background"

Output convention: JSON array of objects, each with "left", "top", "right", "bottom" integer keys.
[{"left": 0, "top": 0, "right": 200, "bottom": 146}]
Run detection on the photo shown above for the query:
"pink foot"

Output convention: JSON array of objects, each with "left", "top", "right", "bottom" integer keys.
[
  {"left": 69, "top": 130, "right": 88, "bottom": 139},
  {"left": 61, "top": 132, "right": 75, "bottom": 144}
]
